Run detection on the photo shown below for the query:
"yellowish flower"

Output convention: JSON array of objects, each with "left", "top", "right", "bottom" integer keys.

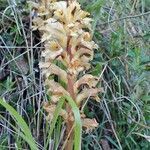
[{"left": 82, "top": 118, "right": 99, "bottom": 133}]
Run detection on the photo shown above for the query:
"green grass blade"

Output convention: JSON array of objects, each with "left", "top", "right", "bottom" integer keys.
[
  {"left": 0, "top": 113, "right": 39, "bottom": 150},
  {"left": 45, "top": 97, "right": 65, "bottom": 149},
  {"left": 0, "top": 99, "right": 38, "bottom": 150},
  {"left": 64, "top": 95, "right": 82, "bottom": 150}
]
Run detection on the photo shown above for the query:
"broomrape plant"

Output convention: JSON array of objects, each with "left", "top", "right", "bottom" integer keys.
[{"left": 30, "top": 0, "right": 102, "bottom": 149}]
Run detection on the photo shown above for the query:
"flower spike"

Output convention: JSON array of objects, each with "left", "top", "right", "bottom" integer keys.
[{"left": 31, "top": 0, "right": 102, "bottom": 149}]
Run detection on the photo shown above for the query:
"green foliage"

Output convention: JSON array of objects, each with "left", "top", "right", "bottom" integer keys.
[
  {"left": 0, "top": 99, "right": 38, "bottom": 150},
  {"left": 80, "top": 0, "right": 150, "bottom": 149},
  {"left": 0, "top": 77, "right": 15, "bottom": 96}
]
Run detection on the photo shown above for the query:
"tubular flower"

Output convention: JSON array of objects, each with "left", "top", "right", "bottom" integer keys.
[{"left": 31, "top": 0, "right": 102, "bottom": 147}]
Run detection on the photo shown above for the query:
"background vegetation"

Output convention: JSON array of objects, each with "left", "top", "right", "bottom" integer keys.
[{"left": 0, "top": 0, "right": 150, "bottom": 149}]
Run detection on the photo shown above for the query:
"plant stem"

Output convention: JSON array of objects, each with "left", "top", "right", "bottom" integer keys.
[{"left": 65, "top": 74, "right": 76, "bottom": 149}]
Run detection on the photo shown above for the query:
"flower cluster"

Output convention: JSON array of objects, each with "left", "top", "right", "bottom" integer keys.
[{"left": 31, "top": 0, "right": 102, "bottom": 133}]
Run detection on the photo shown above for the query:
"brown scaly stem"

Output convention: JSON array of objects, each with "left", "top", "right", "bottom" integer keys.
[
  {"left": 66, "top": 37, "right": 74, "bottom": 126},
  {"left": 65, "top": 74, "right": 75, "bottom": 149},
  {"left": 65, "top": 105, "right": 74, "bottom": 150},
  {"left": 65, "top": 35, "right": 75, "bottom": 149}
]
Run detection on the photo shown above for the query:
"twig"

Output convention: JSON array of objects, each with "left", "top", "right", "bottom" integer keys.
[
  {"left": 0, "top": 46, "right": 44, "bottom": 48},
  {"left": 99, "top": 11, "right": 150, "bottom": 26}
]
